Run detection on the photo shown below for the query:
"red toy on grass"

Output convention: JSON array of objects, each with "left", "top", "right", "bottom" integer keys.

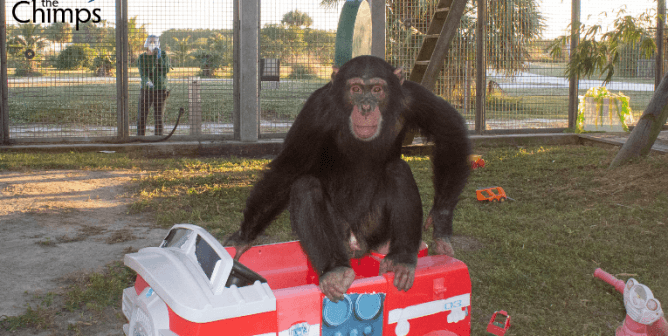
[
  {"left": 469, "top": 155, "right": 485, "bottom": 170},
  {"left": 486, "top": 310, "right": 511, "bottom": 336}
]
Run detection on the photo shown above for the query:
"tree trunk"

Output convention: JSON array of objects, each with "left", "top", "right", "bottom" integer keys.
[{"left": 609, "top": 72, "right": 668, "bottom": 168}]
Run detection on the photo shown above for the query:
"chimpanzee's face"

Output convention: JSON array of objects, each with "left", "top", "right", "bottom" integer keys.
[{"left": 345, "top": 76, "right": 388, "bottom": 141}]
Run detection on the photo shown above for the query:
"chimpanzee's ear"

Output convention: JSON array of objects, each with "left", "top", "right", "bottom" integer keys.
[
  {"left": 331, "top": 67, "right": 339, "bottom": 82},
  {"left": 394, "top": 67, "right": 405, "bottom": 85}
]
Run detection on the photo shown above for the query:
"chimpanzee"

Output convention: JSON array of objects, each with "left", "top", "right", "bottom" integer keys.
[{"left": 225, "top": 55, "right": 470, "bottom": 302}]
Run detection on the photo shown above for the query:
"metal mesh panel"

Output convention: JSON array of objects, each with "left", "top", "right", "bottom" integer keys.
[
  {"left": 259, "top": 0, "right": 342, "bottom": 135},
  {"left": 127, "top": 0, "right": 234, "bottom": 137},
  {"left": 386, "top": 0, "right": 660, "bottom": 133},
  {"left": 7, "top": 0, "right": 117, "bottom": 140},
  {"left": 578, "top": 1, "right": 657, "bottom": 124},
  {"left": 482, "top": 0, "right": 568, "bottom": 131}
]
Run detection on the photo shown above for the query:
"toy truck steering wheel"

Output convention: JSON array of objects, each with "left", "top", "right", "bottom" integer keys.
[{"left": 225, "top": 259, "right": 268, "bottom": 288}]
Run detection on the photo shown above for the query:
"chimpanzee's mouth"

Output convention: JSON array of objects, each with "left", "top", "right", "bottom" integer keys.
[{"left": 353, "top": 124, "right": 379, "bottom": 139}]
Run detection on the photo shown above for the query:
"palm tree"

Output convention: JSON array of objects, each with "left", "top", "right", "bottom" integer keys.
[
  {"left": 207, "top": 33, "right": 233, "bottom": 67},
  {"left": 9, "top": 23, "right": 49, "bottom": 76},
  {"left": 281, "top": 10, "right": 314, "bottom": 28},
  {"left": 170, "top": 36, "right": 193, "bottom": 67},
  {"left": 45, "top": 22, "right": 72, "bottom": 53},
  {"left": 128, "top": 16, "right": 148, "bottom": 64},
  {"left": 483, "top": 0, "right": 544, "bottom": 75}
]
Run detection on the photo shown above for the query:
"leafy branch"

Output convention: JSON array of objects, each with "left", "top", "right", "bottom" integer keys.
[{"left": 548, "top": 8, "right": 656, "bottom": 84}]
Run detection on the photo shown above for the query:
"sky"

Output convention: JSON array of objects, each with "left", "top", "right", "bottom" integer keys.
[
  {"left": 6, "top": 0, "right": 659, "bottom": 39},
  {"left": 540, "top": 0, "right": 657, "bottom": 39}
]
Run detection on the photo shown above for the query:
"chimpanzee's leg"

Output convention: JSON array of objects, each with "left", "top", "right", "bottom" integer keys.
[
  {"left": 379, "top": 159, "right": 423, "bottom": 291},
  {"left": 289, "top": 175, "right": 354, "bottom": 302}
]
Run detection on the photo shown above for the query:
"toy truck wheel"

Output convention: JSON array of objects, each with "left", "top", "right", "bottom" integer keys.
[
  {"left": 499, "top": 197, "right": 506, "bottom": 202},
  {"left": 424, "top": 331, "right": 459, "bottom": 336}
]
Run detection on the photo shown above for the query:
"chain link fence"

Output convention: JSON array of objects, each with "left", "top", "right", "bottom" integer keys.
[{"left": 1, "top": 0, "right": 664, "bottom": 143}]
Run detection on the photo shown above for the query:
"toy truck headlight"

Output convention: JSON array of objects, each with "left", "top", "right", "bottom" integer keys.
[
  {"left": 125, "top": 287, "right": 169, "bottom": 336},
  {"left": 354, "top": 294, "right": 382, "bottom": 320},
  {"left": 323, "top": 295, "right": 352, "bottom": 327},
  {"left": 131, "top": 307, "right": 153, "bottom": 336}
]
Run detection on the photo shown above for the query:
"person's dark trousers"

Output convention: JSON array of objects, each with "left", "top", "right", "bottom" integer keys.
[{"left": 137, "top": 89, "right": 168, "bottom": 136}]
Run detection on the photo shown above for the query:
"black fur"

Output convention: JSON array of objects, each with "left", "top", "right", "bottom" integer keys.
[{"left": 226, "top": 55, "right": 470, "bottom": 280}]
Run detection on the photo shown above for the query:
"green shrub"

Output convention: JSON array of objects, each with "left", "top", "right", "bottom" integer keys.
[
  {"left": 55, "top": 44, "right": 94, "bottom": 70},
  {"left": 90, "top": 54, "right": 115, "bottom": 76},
  {"left": 287, "top": 64, "right": 316, "bottom": 79}
]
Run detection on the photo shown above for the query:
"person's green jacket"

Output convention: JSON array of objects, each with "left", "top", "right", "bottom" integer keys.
[{"left": 138, "top": 50, "right": 170, "bottom": 90}]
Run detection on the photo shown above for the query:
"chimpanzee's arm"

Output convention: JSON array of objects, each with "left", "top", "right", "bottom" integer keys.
[
  {"left": 226, "top": 84, "right": 337, "bottom": 248},
  {"left": 401, "top": 81, "right": 471, "bottom": 243}
]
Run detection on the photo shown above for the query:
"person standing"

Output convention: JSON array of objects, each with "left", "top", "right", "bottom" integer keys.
[{"left": 137, "top": 35, "right": 171, "bottom": 136}]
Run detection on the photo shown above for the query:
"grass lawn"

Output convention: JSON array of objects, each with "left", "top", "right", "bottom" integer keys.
[
  {"left": 1, "top": 144, "right": 667, "bottom": 335},
  {"left": 5, "top": 62, "right": 659, "bottom": 135},
  {"left": 7, "top": 77, "right": 328, "bottom": 127}
]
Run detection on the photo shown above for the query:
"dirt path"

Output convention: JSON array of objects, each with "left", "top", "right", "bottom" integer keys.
[{"left": 0, "top": 170, "right": 168, "bottom": 324}]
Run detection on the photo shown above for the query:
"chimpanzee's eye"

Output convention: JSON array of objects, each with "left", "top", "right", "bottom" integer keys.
[{"left": 351, "top": 86, "right": 362, "bottom": 93}]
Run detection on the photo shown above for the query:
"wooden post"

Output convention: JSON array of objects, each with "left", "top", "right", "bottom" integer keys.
[
  {"left": 568, "top": 0, "right": 581, "bottom": 130},
  {"left": 188, "top": 78, "right": 202, "bottom": 136}
]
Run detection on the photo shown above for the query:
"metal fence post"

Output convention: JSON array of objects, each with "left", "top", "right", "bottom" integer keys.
[
  {"left": 657, "top": 0, "right": 665, "bottom": 88},
  {"left": 233, "top": 0, "right": 240, "bottom": 140},
  {"left": 0, "top": 0, "right": 9, "bottom": 144},
  {"left": 237, "top": 0, "right": 259, "bottom": 142},
  {"left": 475, "top": 0, "right": 486, "bottom": 134},
  {"left": 568, "top": 0, "right": 580, "bottom": 130},
  {"left": 370, "top": 0, "right": 385, "bottom": 60},
  {"left": 116, "top": 0, "right": 129, "bottom": 140}
]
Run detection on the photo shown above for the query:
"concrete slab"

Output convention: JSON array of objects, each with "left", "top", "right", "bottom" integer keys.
[{"left": 578, "top": 130, "right": 668, "bottom": 154}]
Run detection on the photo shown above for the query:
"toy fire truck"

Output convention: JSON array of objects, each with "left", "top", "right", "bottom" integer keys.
[{"left": 122, "top": 224, "right": 472, "bottom": 336}]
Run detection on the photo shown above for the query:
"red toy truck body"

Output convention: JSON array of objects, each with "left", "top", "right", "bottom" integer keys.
[{"left": 122, "top": 224, "right": 472, "bottom": 336}]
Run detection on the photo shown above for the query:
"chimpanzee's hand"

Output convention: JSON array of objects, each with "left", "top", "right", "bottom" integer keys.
[
  {"left": 223, "top": 230, "right": 251, "bottom": 260},
  {"left": 379, "top": 258, "right": 416, "bottom": 292},
  {"left": 319, "top": 267, "right": 355, "bottom": 303}
]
